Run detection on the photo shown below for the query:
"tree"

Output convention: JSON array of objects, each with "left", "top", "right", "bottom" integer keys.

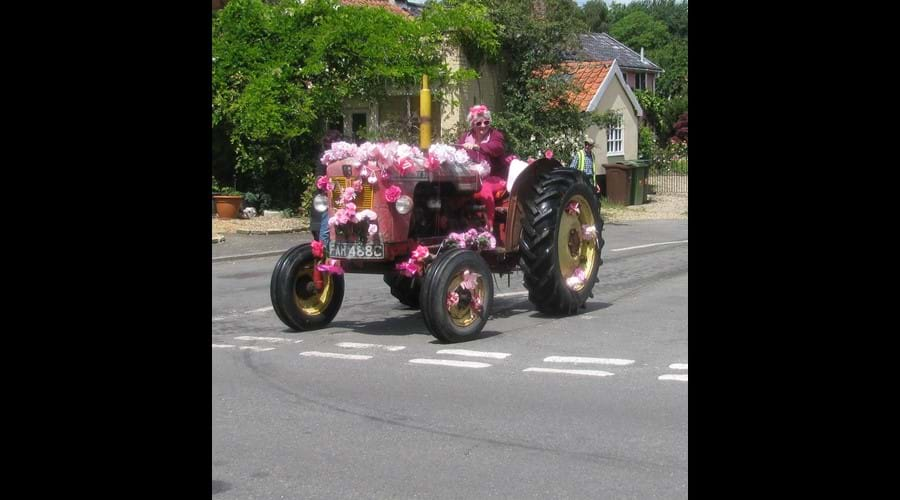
[
  {"left": 609, "top": 10, "right": 670, "bottom": 52},
  {"left": 582, "top": 0, "right": 610, "bottom": 33},
  {"left": 211, "top": 0, "right": 497, "bottom": 207}
]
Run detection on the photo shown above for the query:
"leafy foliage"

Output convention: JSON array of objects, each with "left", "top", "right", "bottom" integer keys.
[{"left": 212, "top": 0, "right": 496, "bottom": 208}]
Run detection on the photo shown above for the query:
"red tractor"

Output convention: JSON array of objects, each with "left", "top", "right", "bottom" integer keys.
[{"left": 270, "top": 142, "right": 604, "bottom": 342}]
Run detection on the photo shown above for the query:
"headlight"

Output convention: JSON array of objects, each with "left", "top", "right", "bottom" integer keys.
[
  {"left": 395, "top": 195, "right": 413, "bottom": 214},
  {"left": 313, "top": 194, "right": 330, "bottom": 213}
]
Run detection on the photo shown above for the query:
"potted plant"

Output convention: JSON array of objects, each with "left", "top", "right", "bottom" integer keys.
[{"left": 213, "top": 185, "right": 243, "bottom": 219}]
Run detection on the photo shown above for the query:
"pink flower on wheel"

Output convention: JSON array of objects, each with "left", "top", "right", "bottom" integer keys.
[
  {"left": 471, "top": 291, "right": 483, "bottom": 313},
  {"left": 446, "top": 291, "right": 459, "bottom": 308},
  {"left": 460, "top": 270, "right": 480, "bottom": 290},
  {"left": 316, "top": 259, "right": 344, "bottom": 275},
  {"left": 565, "top": 201, "right": 580, "bottom": 215},
  {"left": 384, "top": 185, "right": 402, "bottom": 203},
  {"left": 581, "top": 224, "right": 598, "bottom": 240},
  {"left": 311, "top": 240, "right": 324, "bottom": 259}
]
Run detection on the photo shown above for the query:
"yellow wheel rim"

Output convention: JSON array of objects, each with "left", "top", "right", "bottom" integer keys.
[
  {"left": 292, "top": 262, "right": 334, "bottom": 316},
  {"left": 446, "top": 272, "right": 484, "bottom": 328},
  {"left": 557, "top": 194, "right": 598, "bottom": 292}
]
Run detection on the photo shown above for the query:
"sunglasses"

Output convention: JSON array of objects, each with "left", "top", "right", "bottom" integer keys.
[{"left": 474, "top": 120, "right": 490, "bottom": 126}]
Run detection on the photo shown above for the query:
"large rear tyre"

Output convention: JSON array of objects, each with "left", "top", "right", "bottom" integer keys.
[
  {"left": 420, "top": 249, "right": 493, "bottom": 343},
  {"left": 520, "top": 168, "right": 604, "bottom": 315},
  {"left": 270, "top": 243, "right": 344, "bottom": 330}
]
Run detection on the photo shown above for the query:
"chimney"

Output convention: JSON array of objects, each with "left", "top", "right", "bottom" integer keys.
[{"left": 640, "top": 48, "right": 645, "bottom": 63}]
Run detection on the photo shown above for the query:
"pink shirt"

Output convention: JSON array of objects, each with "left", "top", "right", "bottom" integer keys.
[{"left": 458, "top": 128, "right": 507, "bottom": 177}]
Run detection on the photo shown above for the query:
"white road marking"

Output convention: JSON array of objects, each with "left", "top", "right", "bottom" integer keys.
[
  {"left": 212, "top": 344, "right": 234, "bottom": 349},
  {"left": 245, "top": 306, "right": 275, "bottom": 314},
  {"left": 239, "top": 346, "right": 275, "bottom": 352},
  {"left": 495, "top": 291, "right": 529, "bottom": 298},
  {"left": 543, "top": 356, "right": 635, "bottom": 365},
  {"left": 294, "top": 340, "right": 304, "bottom": 343},
  {"left": 408, "top": 359, "right": 491, "bottom": 368},
  {"left": 300, "top": 351, "right": 372, "bottom": 360},
  {"left": 669, "top": 363, "right": 688, "bottom": 370},
  {"left": 233, "top": 336, "right": 291, "bottom": 343},
  {"left": 212, "top": 316, "right": 227, "bottom": 322},
  {"left": 523, "top": 368, "right": 614, "bottom": 377},
  {"left": 659, "top": 374, "right": 688, "bottom": 382},
  {"left": 336, "top": 342, "right": 406, "bottom": 351},
  {"left": 610, "top": 240, "right": 688, "bottom": 252},
  {"left": 436, "top": 349, "right": 511, "bottom": 359}
]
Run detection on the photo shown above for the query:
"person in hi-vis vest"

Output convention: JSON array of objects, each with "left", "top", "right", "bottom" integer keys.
[{"left": 568, "top": 136, "right": 602, "bottom": 197}]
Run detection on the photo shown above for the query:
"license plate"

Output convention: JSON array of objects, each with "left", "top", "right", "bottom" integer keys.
[{"left": 328, "top": 241, "right": 384, "bottom": 259}]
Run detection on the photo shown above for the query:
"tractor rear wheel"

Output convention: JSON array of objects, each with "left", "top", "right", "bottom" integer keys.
[{"left": 519, "top": 169, "right": 604, "bottom": 315}]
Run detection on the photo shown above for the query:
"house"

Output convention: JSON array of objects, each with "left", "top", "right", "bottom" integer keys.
[
  {"left": 538, "top": 60, "right": 643, "bottom": 165},
  {"left": 574, "top": 33, "right": 663, "bottom": 94}
]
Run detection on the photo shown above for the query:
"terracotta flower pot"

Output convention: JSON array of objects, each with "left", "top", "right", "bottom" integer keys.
[{"left": 213, "top": 195, "right": 243, "bottom": 219}]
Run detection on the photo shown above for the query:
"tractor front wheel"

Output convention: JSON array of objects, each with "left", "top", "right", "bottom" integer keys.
[
  {"left": 270, "top": 243, "right": 344, "bottom": 330},
  {"left": 420, "top": 249, "right": 493, "bottom": 343}
]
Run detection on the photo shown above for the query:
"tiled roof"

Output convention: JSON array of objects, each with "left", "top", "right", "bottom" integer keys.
[
  {"left": 537, "top": 61, "right": 613, "bottom": 112},
  {"left": 340, "top": 0, "right": 412, "bottom": 17},
  {"left": 572, "top": 33, "right": 662, "bottom": 72}
]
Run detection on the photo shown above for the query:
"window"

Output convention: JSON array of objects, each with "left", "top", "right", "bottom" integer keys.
[
  {"left": 607, "top": 116, "right": 623, "bottom": 155},
  {"left": 634, "top": 73, "right": 646, "bottom": 91}
]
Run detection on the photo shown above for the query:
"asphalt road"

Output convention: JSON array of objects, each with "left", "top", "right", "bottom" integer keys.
[{"left": 213, "top": 219, "right": 688, "bottom": 499}]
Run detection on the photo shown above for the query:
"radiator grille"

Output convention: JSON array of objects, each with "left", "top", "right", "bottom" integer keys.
[{"left": 331, "top": 177, "right": 374, "bottom": 209}]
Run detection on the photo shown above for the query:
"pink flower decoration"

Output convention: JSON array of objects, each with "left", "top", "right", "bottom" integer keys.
[
  {"left": 311, "top": 240, "right": 324, "bottom": 259},
  {"left": 316, "top": 175, "right": 333, "bottom": 191},
  {"left": 316, "top": 259, "right": 344, "bottom": 275},
  {"left": 411, "top": 245, "right": 430, "bottom": 262},
  {"left": 573, "top": 267, "right": 586, "bottom": 281},
  {"left": 384, "top": 185, "right": 402, "bottom": 203},
  {"left": 460, "top": 270, "right": 480, "bottom": 290},
  {"left": 352, "top": 179, "right": 363, "bottom": 191},
  {"left": 368, "top": 174, "right": 378, "bottom": 184},
  {"left": 566, "top": 201, "right": 580, "bottom": 215},
  {"left": 368, "top": 224, "right": 378, "bottom": 236},
  {"left": 446, "top": 291, "right": 459, "bottom": 308},
  {"left": 447, "top": 232, "right": 468, "bottom": 248},
  {"left": 334, "top": 209, "right": 350, "bottom": 225},
  {"left": 344, "top": 202, "right": 357, "bottom": 213},
  {"left": 581, "top": 224, "right": 598, "bottom": 240},
  {"left": 357, "top": 209, "right": 377, "bottom": 221},
  {"left": 476, "top": 231, "right": 496, "bottom": 250},
  {"left": 425, "top": 154, "right": 441, "bottom": 171},
  {"left": 395, "top": 260, "right": 420, "bottom": 278},
  {"left": 566, "top": 275, "right": 584, "bottom": 289},
  {"left": 545, "top": 149, "right": 554, "bottom": 159},
  {"left": 396, "top": 157, "right": 415, "bottom": 175},
  {"left": 471, "top": 291, "right": 483, "bottom": 313},
  {"left": 341, "top": 187, "right": 356, "bottom": 203}
]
